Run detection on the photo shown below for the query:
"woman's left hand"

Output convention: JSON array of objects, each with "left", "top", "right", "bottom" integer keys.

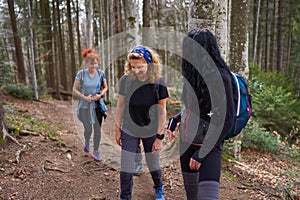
[
  {"left": 94, "top": 94, "right": 102, "bottom": 101},
  {"left": 189, "top": 158, "right": 201, "bottom": 171},
  {"left": 152, "top": 139, "right": 163, "bottom": 153}
]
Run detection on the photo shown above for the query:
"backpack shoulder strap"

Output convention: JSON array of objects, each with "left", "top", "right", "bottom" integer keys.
[
  {"left": 231, "top": 72, "right": 241, "bottom": 116},
  {"left": 97, "top": 68, "right": 103, "bottom": 83},
  {"left": 79, "top": 69, "right": 84, "bottom": 85}
]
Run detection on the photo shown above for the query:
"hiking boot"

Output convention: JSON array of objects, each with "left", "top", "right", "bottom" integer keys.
[
  {"left": 155, "top": 186, "right": 165, "bottom": 200},
  {"left": 83, "top": 145, "right": 90, "bottom": 153},
  {"left": 92, "top": 151, "right": 102, "bottom": 160}
]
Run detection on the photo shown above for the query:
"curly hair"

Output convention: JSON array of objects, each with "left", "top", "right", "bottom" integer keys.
[
  {"left": 82, "top": 47, "right": 100, "bottom": 63},
  {"left": 124, "top": 46, "right": 161, "bottom": 84}
]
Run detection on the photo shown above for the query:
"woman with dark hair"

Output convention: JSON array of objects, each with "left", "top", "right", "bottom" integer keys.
[
  {"left": 115, "top": 46, "right": 169, "bottom": 200},
  {"left": 167, "top": 28, "right": 235, "bottom": 199}
]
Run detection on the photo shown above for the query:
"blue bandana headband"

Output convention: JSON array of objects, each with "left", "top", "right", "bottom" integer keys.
[{"left": 131, "top": 46, "right": 152, "bottom": 64}]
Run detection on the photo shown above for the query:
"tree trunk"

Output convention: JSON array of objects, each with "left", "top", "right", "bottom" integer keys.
[
  {"left": 86, "top": 0, "right": 93, "bottom": 47},
  {"left": 0, "top": 102, "right": 5, "bottom": 144},
  {"left": 229, "top": 0, "right": 250, "bottom": 79},
  {"left": 28, "top": 0, "right": 39, "bottom": 100},
  {"left": 269, "top": 0, "right": 277, "bottom": 72},
  {"left": 7, "top": 0, "right": 26, "bottom": 84},
  {"left": 252, "top": 0, "right": 261, "bottom": 67},
  {"left": 276, "top": 0, "right": 284, "bottom": 72},
  {"left": 56, "top": 0, "right": 68, "bottom": 99},
  {"left": 188, "top": 0, "right": 228, "bottom": 60},
  {"left": 40, "top": 0, "right": 55, "bottom": 93},
  {"left": 142, "top": 0, "right": 151, "bottom": 44},
  {"left": 74, "top": 0, "right": 82, "bottom": 66},
  {"left": 66, "top": 0, "right": 76, "bottom": 84},
  {"left": 264, "top": 0, "right": 270, "bottom": 72},
  {"left": 52, "top": 0, "right": 61, "bottom": 99}
]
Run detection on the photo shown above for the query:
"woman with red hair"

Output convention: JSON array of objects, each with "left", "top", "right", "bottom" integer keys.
[{"left": 73, "top": 47, "right": 108, "bottom": 160}]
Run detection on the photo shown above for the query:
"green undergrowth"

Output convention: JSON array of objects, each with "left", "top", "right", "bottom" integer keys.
[{"left": 3, "top": 103, "right": 62, "bottom": 144}]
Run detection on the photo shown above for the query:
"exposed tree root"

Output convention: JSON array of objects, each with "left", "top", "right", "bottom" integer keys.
[{"left": 15, "top": 144, "right": 27, "bottom": 163}]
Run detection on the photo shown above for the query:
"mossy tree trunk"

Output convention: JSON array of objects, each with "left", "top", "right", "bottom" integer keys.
[{"left": 0, "top": 102, "right": 5, "bottom": 144}]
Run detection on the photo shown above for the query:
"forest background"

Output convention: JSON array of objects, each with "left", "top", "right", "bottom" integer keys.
[{"left": 0, "top": 0, "right": 299, "bottom": 199}]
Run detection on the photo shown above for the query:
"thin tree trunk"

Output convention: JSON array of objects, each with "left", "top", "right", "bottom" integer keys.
[
  {"left": 56, "top": 0, "right": 68, "bottom": 98},
  {"left": 66, "top": 0, "right": 76, "bottom": 84},
  {"left": 276, "top": 0, "right": 283, "bottom": 72},
  {"left": 40, "top": 0, "right": 54, "bottom": 92},
  {"left": 86, "top": 0, "right": 93, "bottom": 47},
  {"left": 269, "top": 0, "right": 277, "bottom": 72},
  {"left": 264, "top": 0, "right": 270, "bottom": 72},
  {"left": 7, "top": 0, "right": 26, "bottom": 84},
  {"left": 74, "top": 0, "right": 82, "bottom": 66},
  {"left": 99, "top": 0, "right": 105, "bottom": 69},
  {"left": 52, "top": 0, "right": 60, "bottom": 99},
  {"left": 28, "top": 0, "right": 38, "bottom": 100},
  {"left": 252, "top": 0, "right": 261, "bottom": 66},
  {"left": 142, "top": 0, "right": 151, "bottom": 44}
]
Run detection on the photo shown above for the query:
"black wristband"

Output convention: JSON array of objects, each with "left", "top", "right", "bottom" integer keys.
[{"left": 156, "top": 133, "right": 164, "bottom": 140}]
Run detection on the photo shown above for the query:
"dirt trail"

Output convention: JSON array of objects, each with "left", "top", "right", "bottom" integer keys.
[{"left": 0, "top": 96, "right": 275, "bottom": 199}]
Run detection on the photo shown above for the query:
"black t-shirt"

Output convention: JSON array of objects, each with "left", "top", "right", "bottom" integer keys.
[{"left": 118, "top": 75, "right": 169, "bottom": 137}]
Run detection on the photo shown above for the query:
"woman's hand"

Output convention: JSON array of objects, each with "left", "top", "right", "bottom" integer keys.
[
  {"left": 83, "top": 95, "right": 94, "bottom": 103},
  {"left": 166, "top": 125, "right": 179, "bottom": 142},
  {"left": 189, "top": 158, "right": 201, "bottom": 171},
  {"left": 115, "top": 128, "right": 122, "bottom": 146},
  {"left": 152, "top": 138, "right": 163, "bottom": 153},
  {"left": 94, "top": 93, "right": 102, "bottom": 101}
]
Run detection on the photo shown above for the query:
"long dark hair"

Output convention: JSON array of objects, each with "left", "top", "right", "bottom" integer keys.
[{"left": 181, "top": 28, "right": 231, "bottom": 116}]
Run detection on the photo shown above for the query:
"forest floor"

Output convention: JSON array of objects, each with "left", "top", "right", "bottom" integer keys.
[{"left": 0, "top": 94, "right": 299, "bottom": 200}]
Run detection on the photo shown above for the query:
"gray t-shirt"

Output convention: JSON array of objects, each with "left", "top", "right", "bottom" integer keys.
[{"left": 76, "top": 69, "right": 106, "bottom": 109}]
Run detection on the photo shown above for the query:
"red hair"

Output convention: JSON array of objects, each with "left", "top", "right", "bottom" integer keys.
[{"left": 82, "top": 47, "right": 100, "bottom": 62}]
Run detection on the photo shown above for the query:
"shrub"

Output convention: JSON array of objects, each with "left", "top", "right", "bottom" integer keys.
[
  {"left": 4, "top": 84, "right": 35, "bottom": 99},
  {"left": 248, "top": 65, "right": 300, "bottom": 142},
  {"left": 242, "top": 119, "right": 280, "bottom": 154}
]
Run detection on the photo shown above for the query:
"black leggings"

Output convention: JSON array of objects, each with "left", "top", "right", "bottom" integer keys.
[
  {"left": 180, "top": 142, "right": 222, "bottom": 200},
  {"left": 180, "top": 142, "right": 222, "bottom": 181}
]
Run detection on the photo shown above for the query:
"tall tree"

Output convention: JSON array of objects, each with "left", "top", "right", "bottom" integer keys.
[
  {"left": 7, "top": 0, "right": 26, "bottom": 84},
  {"left": 142, "top": 0, "right": 151, "bottom": 44},
  {"left": 28, "top": 0, "right": 38, "bottom": 100},
  {"left": 40, "top": 0, "right": 55, "bottom": 92},
  {"left": 52, "top": 0, "right": 60, "bottom": 99},
  {"left": 74, "top": 0, "right": 82, "bottom": 66},
  {"left": 229, "top": 0, "right": 250, "bottom": 79},
  {"left": 252, "top": 0, "right": 261, "bottom": 67},
  {"left": 276, "top": 0, "right": 284, "bottom": 72},
  {"left": 66, "top": 0, "right": 76, "bottom": 82},
  {"left": 85, "top": 0, "right": 93, "bottom": 47},
  {"left": 188, "top": 0, "right": 228, "bottom": 60},
  {"left": 56, "top": 0, "right": 68, "bottom": 98}
]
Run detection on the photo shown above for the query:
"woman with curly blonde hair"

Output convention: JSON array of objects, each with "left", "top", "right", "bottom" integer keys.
[{"left": 115, "top": 46, "right": 169, "bottom": 200}]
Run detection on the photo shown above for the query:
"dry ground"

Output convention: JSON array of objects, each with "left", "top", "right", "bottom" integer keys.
[{"left": 0, "top": 94, "right": 299, "bottom": 200}]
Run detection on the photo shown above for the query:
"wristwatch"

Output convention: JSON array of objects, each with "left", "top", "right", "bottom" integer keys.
[{"left": 156, "top": 133, "right": 165, "bottom": 140}]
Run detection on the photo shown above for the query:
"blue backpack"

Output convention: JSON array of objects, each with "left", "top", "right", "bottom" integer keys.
[{"left": 225, "top": 72, "right": 252, "bottom": 139}]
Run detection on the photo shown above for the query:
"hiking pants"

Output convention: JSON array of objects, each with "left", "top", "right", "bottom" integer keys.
[
  {"left": 180, "top": 142, "right": 222, "bottom": 200},
  {"left": 120, "top": 131, "right": 163, "bottom": 200},
  {"left": 80, "top": 108, "right": 103, "bottom": 152}
]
